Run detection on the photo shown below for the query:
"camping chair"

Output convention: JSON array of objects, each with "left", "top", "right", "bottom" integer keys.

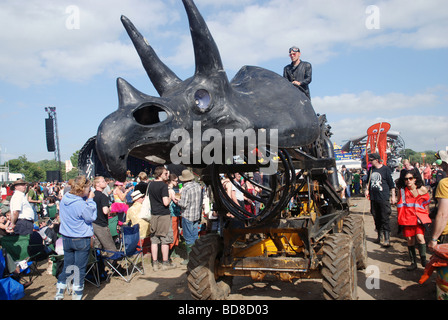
[
  {"left": 27, "top": 232, "right": 54, "bottom": 278},
  {"left": 50, "top": 248, "right": 103, "bottom": 289},
  {"left": 47, "top": 205, "right": 58, "bottom": 222},
  {"left": 0, "top": 235, "right": 36, "bottom": 284},
  {"left": 84, "top": 249, "right": 104, "bottom": 288},
  {"left": 0, "top": 235, "right": 30, "bottom": 262},
  {"left": 108, "top": 215, "right": 121, "bottom": 249},
  {"left": 99, "top": 224, "right": 144, "bottom": 282},
  {"left": 0, "top": 249, "right": 25, "bottom": 300}
]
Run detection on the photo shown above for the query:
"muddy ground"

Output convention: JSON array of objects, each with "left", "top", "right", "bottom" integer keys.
[{"left": 21, "top": 196, "right": 437, "bottom": 301}]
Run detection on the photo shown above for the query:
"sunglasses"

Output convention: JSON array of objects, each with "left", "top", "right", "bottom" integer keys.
[
  {"left": 289, "top": 48, "right": 300, "bottom": 53},
  {"left": 404, "top": 177, "right": 415, "bottom": 181}
]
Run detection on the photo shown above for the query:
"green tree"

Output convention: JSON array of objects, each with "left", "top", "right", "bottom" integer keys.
[
  {"left": 8, "top": 155, "right": 45, "bottom": 181},
  {"left": 70, "top": 150, "right": 79, "bottom": 168},
  {"left": 7, "top": 151, "right": 82, "bottom": 183},
  {"left": 65, "top": 150, "right": 80, "bottom": 180},
  {"left": 402, "top": 149, "right": 437, "bottom": 165}
]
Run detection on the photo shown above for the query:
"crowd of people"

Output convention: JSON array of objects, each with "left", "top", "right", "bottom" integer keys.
[
  {"left": 282, "top": 43, "right": 447, "bottom": 275},
  {"left": 336, "top": 158, "right": 445, "bottom": 203},
  {"left": 1, "top": 148, "right": 448, "bottom": 300},
  {"left": 0, "top": 166, "right": 213, "bottom": 300},
  {"left": 360, "top": 150, "right": 448, "bottom": 272}
]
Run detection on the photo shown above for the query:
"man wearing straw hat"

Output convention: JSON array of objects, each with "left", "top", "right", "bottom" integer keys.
[
  {"left": 9, "top": 179, "right": 35, "bottom": 235},
  {"left": 178, "top": 169, "right": 203, "bottom": 265}
]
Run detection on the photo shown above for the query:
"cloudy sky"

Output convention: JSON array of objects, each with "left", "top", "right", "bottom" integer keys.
[{"left": 0, "top": 0, "right": 447, "bottom": 164}]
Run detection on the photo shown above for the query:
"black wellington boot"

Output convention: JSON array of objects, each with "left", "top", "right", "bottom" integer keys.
[
  {"left": 407, "top": 246, "right": 417, "bottom": 271},
  {"left": 375, "top": 230, "right": 384, "bottom": 244},
  {"left": 382, "top": 231, "right": 391, "bottom": 248},
  {"left": 417, "top": 243, "right": 427, "bottom": 268}
]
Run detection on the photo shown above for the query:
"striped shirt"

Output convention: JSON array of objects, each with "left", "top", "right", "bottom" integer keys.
[{"left": 178, "top": 181, "right": 203, "bottom": 222}]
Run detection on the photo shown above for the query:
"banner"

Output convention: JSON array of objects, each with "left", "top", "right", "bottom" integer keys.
[
  {"left": 366, "top": 122, "right": 390, "bottom": 164},
  {"left": 65, "top": 160, "right": 73, "bottom": 173}
]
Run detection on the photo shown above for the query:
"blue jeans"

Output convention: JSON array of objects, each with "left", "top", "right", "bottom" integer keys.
[
  {"left": 345, "top": 185, "right": 351, "bottom": 198},
  {"left": 182, "top": 217, "right": 199, "bottom": 246},
  {"left": 354, "top": 182, "right": 360, "bottom": 194},
  {"left": 56, "top": 236, "right": 91, "bottom": 299}
]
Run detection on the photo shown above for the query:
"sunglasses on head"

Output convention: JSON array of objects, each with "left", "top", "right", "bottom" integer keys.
[{"left": 289, "top": 48, "right": 300, "bottom": 53}]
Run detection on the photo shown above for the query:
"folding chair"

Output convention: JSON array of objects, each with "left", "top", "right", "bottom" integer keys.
[
  {"left": 0, "top": 235, "right": 35, "bottom": 284},
  {"left": 47, "top": 205, "right": 58, "bottom": 222},
  {"left": 99, "top": 224, "right": 144, "bottom": 282},
  {"left": 84, "top": 249, "right": 103, "bottom": 288},
  {"left": 108, "top": 216, "right": 121, "bottom": 249},
  {"left": 27, "top": 232, "right": 54, "bottom": 278},
  {"left": 0, "top": 249, "right": 25, "bottom": 300},
  {"left": 0, "top": 235, "right": 30, "bottom": 262},
  {"left": 49, "top": 248, "right": 104, "bottom": 290}
]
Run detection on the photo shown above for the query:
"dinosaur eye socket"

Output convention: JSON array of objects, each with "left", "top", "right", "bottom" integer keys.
[
  {"left": 133, "top": 105, "right": 167, "bottom": 125},
  {"left": 194, "top": 89, "right": 211, "bottom": 111}
]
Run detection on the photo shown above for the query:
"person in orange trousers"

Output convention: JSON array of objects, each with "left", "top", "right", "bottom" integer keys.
[{"left": 168, "top": 174, "right": 181, "bottom": 259}]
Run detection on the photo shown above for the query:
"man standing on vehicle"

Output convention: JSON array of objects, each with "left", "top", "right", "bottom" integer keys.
[
  {"left": 365, "top": 153, "right": 396, "bottom": 247},
  {"left": 283, "top": 46, "right": 312, "bottom": 99}
]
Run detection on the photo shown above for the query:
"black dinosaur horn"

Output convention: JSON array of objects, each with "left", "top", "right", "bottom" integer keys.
[
  {"left": 182, "top": 0, "right": 226, "bottom": 76},
  {"left": 116, "top": 77, "right": 144, "bottom": 109},
  {"left": 121, "top": 15, "right": 181, "bottom": 96}
]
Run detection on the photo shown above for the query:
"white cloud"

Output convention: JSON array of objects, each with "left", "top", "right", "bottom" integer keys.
[
  {"left": 166, "top": 0, "right": 448, "bottom": 74},
  {"left": 2, "top": 0, "right": 447, "bottom": 87},
  {"left": 390, "top": 115, "right": 448, "bottom": 152},
  {"left": 330, "top": 114, "right": 448, "bottom": 152},
  {"left": 314, "top": 88, "right": 448, "bottom": 152},
  {"left": 0, "top": 0, "right": 178, "bottom": 86},
  {"left": 313, "top": 91, "right": 439, "bottom": 115}
]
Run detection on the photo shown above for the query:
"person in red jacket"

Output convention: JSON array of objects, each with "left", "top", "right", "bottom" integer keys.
[{"left": 397, "top": 170, "right": 431, "bottom": 271}]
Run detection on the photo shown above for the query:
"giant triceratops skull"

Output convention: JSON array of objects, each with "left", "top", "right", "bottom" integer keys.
[{"left": 96, "top": 0, "right": 319, "bottom": 181}]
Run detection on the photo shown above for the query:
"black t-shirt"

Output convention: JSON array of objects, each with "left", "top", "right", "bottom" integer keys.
[
  {"left": 148, "top": 180, "right": 170, "bottom": 216},
  {"left": 134, "top": 181, "right": 148, "bottom": 195},
  {"left": 93, "top": 190, "right": 110, "bottom": 227},
  {"left": 436, "top": 170, "right": 447, "bottom": 183},
  {"left": 368, "top": 165, "right": 396, "bottom": 202}
]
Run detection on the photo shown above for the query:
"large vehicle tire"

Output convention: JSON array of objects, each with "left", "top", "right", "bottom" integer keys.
[
  {"left": 322, "top": 233, "right": 358, "bottom": 300},
  {"left": 187, "top": 234, "right": 231, "bottom": 300},
  {"left": 343, "top": 214, "right": 368, "bottom": 270}
]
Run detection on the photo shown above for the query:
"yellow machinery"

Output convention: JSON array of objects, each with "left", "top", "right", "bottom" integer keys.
[{"left": 187, "top": 116, "right": 368, "bottom": 300}]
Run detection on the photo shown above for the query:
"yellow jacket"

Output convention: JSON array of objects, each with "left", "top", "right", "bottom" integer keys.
[{"left": 125, "top": 201, "right": 151, "bottom": 238}]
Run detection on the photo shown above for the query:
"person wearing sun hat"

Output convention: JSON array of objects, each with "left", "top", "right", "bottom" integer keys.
[
  {"left": 9, "top": 179, "right": 35, "bottom": 235},
  {"left": 429, "top": 149, "right": 448, "bottom": 250},
  {"left": 178, "top": 169, "right": 203, "bottom": 265},
  {"left": 125, "top": 189, "right": 150, "bottom": 239}
]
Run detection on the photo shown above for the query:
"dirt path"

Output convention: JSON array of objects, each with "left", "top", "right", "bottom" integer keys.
[{"left": 22, "top": 196, "right": 437, "bottom": 300}]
